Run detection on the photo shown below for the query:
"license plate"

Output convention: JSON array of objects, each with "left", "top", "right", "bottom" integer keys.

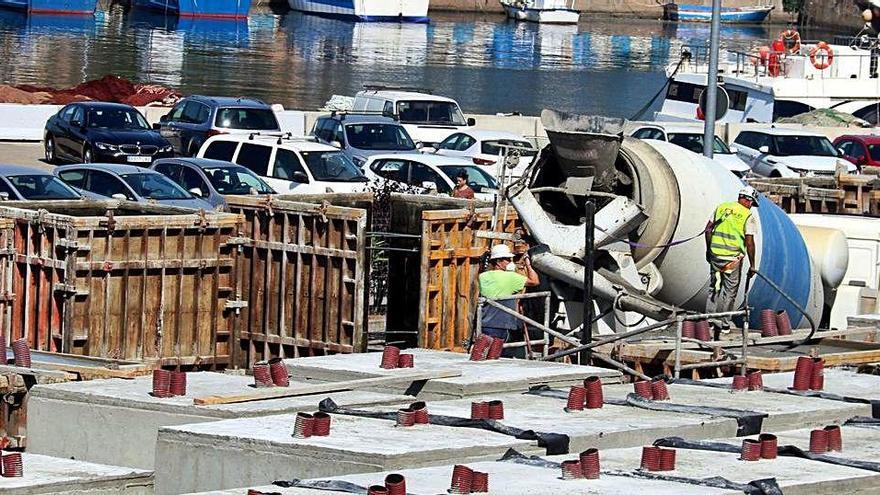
[{"left": 127, "top": 156, "right": 151, "bottom": 163}]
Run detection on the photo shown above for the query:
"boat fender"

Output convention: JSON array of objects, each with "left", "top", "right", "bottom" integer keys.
[
  {"left": 778, "top": 29, "right": 801, "bottom": 55},
  {"left": 809, "top": 42, "right": 833, "bottom": 70}
]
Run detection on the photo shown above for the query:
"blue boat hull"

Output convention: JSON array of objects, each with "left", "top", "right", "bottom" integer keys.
[
  {"left": 132, "top": 0, "right": 251, "bottom": 18},
  {"left": 672, "top": 4, "right": 772, "bottom": 23},
  {"left": 0, "top": 0, "right": 28, "bottom": 12},
  {"left": 1, "top": 0, "right": 97, "bottom": 13}
]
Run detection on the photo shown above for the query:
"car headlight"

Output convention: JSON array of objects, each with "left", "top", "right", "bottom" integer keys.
[{"left": 95, "top": 142, "right": 119, "bottom": 151}]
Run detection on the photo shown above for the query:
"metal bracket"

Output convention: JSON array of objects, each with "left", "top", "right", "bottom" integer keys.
[
  {"left": 475, "top": 230, "right": 521, "bottom": 242},
  {"left": 224, "top": 236, "right": 250, "bottom": 246},
  {"left": 224, "top": 299, "right": 249, "bottom": 310}
]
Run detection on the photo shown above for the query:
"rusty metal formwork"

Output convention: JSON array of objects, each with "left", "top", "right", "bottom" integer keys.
[
  {"left": 0, "top": 201, "right": 241, "bottom": 368},
  {"left": 418, "top": 208, "right": 522, "bottom": 352},
  {"left": 225, "top": 196, "right": 367, "bottom": 365}
]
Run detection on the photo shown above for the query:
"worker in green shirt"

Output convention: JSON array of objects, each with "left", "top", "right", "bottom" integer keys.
[{"left": 478, "top": 244, "right": 540, "bottom": 356}]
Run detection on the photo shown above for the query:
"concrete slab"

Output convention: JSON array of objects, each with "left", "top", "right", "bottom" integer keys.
[
  {"left": 709, "top": 368, "right": 880, "bottom": 403},
  {"left": 602, "top": 381, "right": 871, "bottom": 431},
  {"left": 772, "top": 425, "right": 880, "bottom": 464},
  {"left": 284, "top": 349, "right": 622, "bottom": 399},
  {"left": 361, "top": 391, "right": 739, "bottom": 452},
  {"left": 0, "top": 453, "right": 152, "bottom": 495},
  {"left": 28, "top": 372, "right": 410, "bottom": 470},
  {"left": 154, "top": 413, "right": 540, "bottom": 494}
]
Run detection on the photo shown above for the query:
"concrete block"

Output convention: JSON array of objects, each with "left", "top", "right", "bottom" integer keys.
[
  {"left": 772, "top": 425, "right": 880, "bottom": 462},
  {"left": 284, "top": 349, "right": 622, "bottom": 399},
  {"left": 154, "top": 413, "right": 538, "bottom": 494},
  {"left": 0, "top": 453, "right": 152, "bottom": 495},
  {"left": 602, "top": 381, "right": 872, "bottom": 431},
  {"left": 28, "top": 372, "right": 410, "bottom": 470},
  {"left": 708, "top": 369, "right": 880, "bottom": 403}
]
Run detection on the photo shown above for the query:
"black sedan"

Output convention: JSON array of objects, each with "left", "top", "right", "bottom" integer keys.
[{"left": 44, "top": 102, "right": 174, "bottom": 165}]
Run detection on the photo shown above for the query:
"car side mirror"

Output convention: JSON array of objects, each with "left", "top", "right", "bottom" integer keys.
[
  {"left": 111, "top": 193, "right": 128, "bottom": 201},
  {"left": 188, "top": 187, "right": 203, "bottom": 197},
  {"left": 160, "top": 114, "right": 169, "bottom": 123},
  {"left": 858, "top": 155, "right": 868, "bottom": 165},
  {"left": 758, "top": 145, "right": 769, "bottom": 154},
  {"left": 728, "top": 146, "right": 739, "bottom": 154},
  {"left": 415, "top": 141, "right": 424, "bottom": 149},
  {"left": 467, "top": 117, "right": 476, "bottom": 126},
  {"left": 152, "top": 123, "right": 161, "bottom": 130},
  {"left": 330, "top": 140, "right": 344, "bottom": 149},
  {"left": 292, "top": 171, "right": 309, "bottom": 183},
  {"left": 71, "top": 120, "right": 83, "bottom": 128}
]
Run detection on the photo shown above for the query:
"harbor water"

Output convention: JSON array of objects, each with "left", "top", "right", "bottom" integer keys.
[{"left": 0, "top": 5, "right": 843, "bottom": 117}]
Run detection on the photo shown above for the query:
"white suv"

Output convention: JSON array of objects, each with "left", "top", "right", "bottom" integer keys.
[
  {"left": 197, "top": 133, "right": 369, "bottom": 194},
  {"left": 352, "top": 87, "right": 475, "bottom": 147},
  {"left": 732, "top": 127, "right": 857, "bottom": 177}
]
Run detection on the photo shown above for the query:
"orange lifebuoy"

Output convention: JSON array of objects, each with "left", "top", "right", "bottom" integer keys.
[
  {"left": 779, "top": 29, "right": 801, "bottom": 54},
  {"left": 809, "top": 41, "right": 834, "bottom": 70}
]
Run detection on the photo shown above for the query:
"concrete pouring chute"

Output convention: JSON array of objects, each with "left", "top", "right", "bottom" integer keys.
[{"left": 509, "top": 110, "right": 828, "bottom": 332}]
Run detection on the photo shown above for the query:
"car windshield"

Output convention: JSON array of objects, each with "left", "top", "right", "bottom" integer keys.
[
  {"left": 772, "top": 135, "right": 838, "bottom": 157},
  {"left": 345, "top": 123, "right": 415, "bottom": 151},
  {"left": 214, "top": 108, "right": 279, "bottom": 130},
  {"left": 481, "top": 139, "right": 538, "bottom": 157},
  {"left": 868, "top": 144, "right": 880, "bottom": 162},
  {"left": 300, "top": 151, "right": 368, "bottom": 182},
  {"left": 86, "top": 108, "right": 150, "bottom": 130},
  {"left": 438, "top": 165, "right": 499, "bottom": 192},
  {"left": 667, "top": 133, "right": 731, "bottom": 154},
  {"left": 119, "top": 173, "right": 192, "bottom": 200},
  {"left": 396, "top": 101, "right": 466, "bottom": 125},
  {"left": 203, "top": 166, "right": 275, "bottom": 195},
  {"left": 7, "top": 175, "right": 81, "bottom": 200}
]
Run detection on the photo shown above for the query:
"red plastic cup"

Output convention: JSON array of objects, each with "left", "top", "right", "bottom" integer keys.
[
  {"left": 732, "top": 375, "right": 748, "bottom": 391},
  {"left": 775, "top": 310, "right": 792, "bottom": 336},
  {"left": 0, "top": 331, "right": 6, "bottom": 365},
  {"left": 824, "top": 425, "right": 842, "bottom": 452},
  {"left": 384, "top": 473, "right": 406, "bottom": 495},
  {"left": 269, "top": 357, "right": 289, "bottom": 387},
  {"left": 169, "top": 370, "right": 187, "bottom": 396},
  {"left": 1, "top": 452, "right": 23, "bottom": 477},
  {"left": 584, "top": 376, "right": 604, "bottom": 409},
  {"left": 471, "top": 401, "right": 489, "bottom": 420},
  {"left": 759, "top": 433, "right": 777, "bottom": 459},
  {"left": 367, "top": 486, "right": 389, "bottom": 495},
  {"left": 397, "top": 409, "right": 415, "bottom": 427},
  {"left": 760, "top": 309, "right": 778, "bottom": 337},
  {"left": 640, "top": 446, "right": 661, "bottom": 471},
  {"left": 471, "top": 471, "right": 489, "bottom": 492},
  {"left": 747, "top": 371, "right": 763, "bottom": 391},
  {"left": 151, "top": 369, "right": 172, "bottom": 398},
  {"left": 792, "top": 356, "right": 813, "bottom": 391},
  {"left": 410, "top": 401, "right": 429, "bottom": 424},
  {"left": 651, "top": 379, "right": 670, "bottom": 401},
  {"left": 566, "top": 385, "right": 587, "bottom": 411},
  {"left": 253, "top": 362, "right": 273, "bottom": 388},
  {"left": 681, "top": 320, "right": 696, "bottom": 339},
  {"left": 810, "top": 358, "right": 825, "bottom": 391},
  {"left": 469, "top": 334, "right": 493, "bottom": 361},
  {"left": 486, "top": 337, "right": 504, "bottom": 360},
  {"left": 633, "top": 380, "right": 653, "bottom": 399},
  {"left": 397, "top": 354, "right": 414, "bottom": 368},
  {"left": 741, "top": 438, "right": 761, "bottom": 461},
  {"left": 659, "top": 448, "right": 676, "bottom": 471},
  {"left": 810, "top": 429, "right": 828, "bottom": 453},
  {"left": 293, "top": 412, "right": 315, "bottom": 438},
  {"left": 488, "top": 400, "right": 504, "bottom": 420},
  {"left": 579, "top": 448, "right": 600, "bottom": 479},
  {"left": 450, "top": 465, "right": 474, "bottom": 494},
  {"left": 313, "top": 412, "right": 331, "bottom": 436},
  {"left": 695, "top": 319, "right": 712, "bottom": 342},
  {"left": 560, "top": 459, "right": 583, "bottom": 479},
  {"left": 11, "top": 338, "right": 30, "bottom": 368},
  {"left": 380, "top": 346, "right": 401, "bottom": 369}
]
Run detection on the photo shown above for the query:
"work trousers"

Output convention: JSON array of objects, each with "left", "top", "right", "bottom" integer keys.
[{"left": 708, "top": 262, "right": 742, "bottom": 329}]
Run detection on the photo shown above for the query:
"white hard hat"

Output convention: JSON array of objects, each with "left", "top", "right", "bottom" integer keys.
[
  {"left": 738, "top": 185, "right": 759, "bottom": 203},
  {"left": 489, "top": 244, "right": 514, "bottom": 260}
]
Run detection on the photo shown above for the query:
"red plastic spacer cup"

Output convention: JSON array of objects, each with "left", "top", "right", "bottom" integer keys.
[
  {"left": 1, "top": 452, "right": 23, "bottom": 477},
  {"left": 488, "top": 400, "right": 504, "bottom": 420},
  {"left": 640, "top": 446, "right": 661, "bottom": 471},
  {"left": 741, "top": 438, "right": 761, "bottom": 461},
  {"left": 169, "top": 370, "right": 187, "bottom": 396},
  {"left": 384, "top": 473, "right": 406, "bottom": 495},
  {"left": 470, "top": 401, "right": 489, "bottom": 420},
  {"left": 584, "top": 376, "right": 604, "bottom": 409},
  {"left": 810, "top": 357, "right": 825, "bottom": 391},
  {"left": 759, "top": 433, "right": 778, "bottom": 459},
  {"left": 633, "top": 380, "right": 653, "bottom": 400},
  {"left": 380, "top": 345, "right": 401, "bottom": 369},
  {"left": 410, "top": 401, "right": 429, "bottom": 424},
  {"left": 11, "top": 338, "right": 30, "bottom": 368},
  {"left": 397, "top": 354, "right": 414, "bottom": 368},
  {"left": 312, "top": 412, "right": 331, "bottom": 436},
  {"left": 269, "top": 358, "right": 289, "bottom": 387},
  {"left": 792, "top": 356, "right": 813, "bottom": 391},
  {"left": 253, "top": 362, "right": 273, "bottom": 388},
  {"left": 566, "top": 385, "right": 587, "bottom": 411},
  {"left": 824, "top": 425, "right": 842, "bottom": 452},
  {"left": 659, "top": 448, "right": 676, "bottom": 471},
  {"left": 651, "top": 379, "right": 670, "bottom": 401},
  {"left": 471, "top": 471, "right": 489, "bottom": 492},
  {"left": 760, "top": 309, "right": 778, "bottom": 337},
  {"left": 579, "top": 448, "right": 600, "bottom": 479},
  {"left": 747, "top": 371, "right": 764, "bottom": 391},
  {"left": 0, "top": 331, "right": 7, "bottom": 365},
  {"left": 560, "top": 459, "right": 583, "bottom": 479},
  {"left": 367, "top": 485, "right": 389, "bottom": 495},
  {"left": 775, "top": 310, "right": 792, "bottom": 336},
  {"left": 293, "top": 412, "right": 315, "bottom": 438},
  {"left": 681, "top": 320, "right": 696, "bottom": 339},
  {"left": 450, "top": 464, "right": 474, "bottom": 494},
  {"left": 695, "top": 319, "right": 712, "bottom": 342},
  {"left": 397, "top": 409, "right": 415, "bottom": 427},
  {"left": 809, "top": 429, "right": 828, "bottom": 453},
  {"left": 469, "top": 335, "right": 493, "bottom": 361},
  {"left": 151, "top": 369, "right": 172, "bottom": 398},
  {"left": 246, "top": 490, "right": 265, "bottom": 495},
  {"left": 486, "top": 337, "right": 504, "bottom": 360},
  {"left": 732, "top": 375, "right": 748, "bottom": 391}
]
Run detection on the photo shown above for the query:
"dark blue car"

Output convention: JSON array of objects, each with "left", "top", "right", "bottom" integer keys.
[
  {"left": 151, "top": 157, "right": 275, "bottom": 211},
  {"left": 155, "top": 96, "right": 281, "bottom": 156}
]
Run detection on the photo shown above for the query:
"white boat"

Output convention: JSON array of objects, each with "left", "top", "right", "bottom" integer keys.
[
  {"left": 500, "top": 0, "right": 580, "bottom": 24},
  {"left": 288, "top": 0, "right": 429, "bottom": 22},
  {"left": 655, "top": 33, "right": 880, "bottom": 125}
]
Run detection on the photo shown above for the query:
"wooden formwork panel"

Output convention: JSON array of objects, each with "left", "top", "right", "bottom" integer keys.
[
  {"left": 418, "top": 207, "right": 521, "bottom": 352},
  {"left": 226, "top": 196, "right": 367, "bottom": 366},
  {"left": 0, "top": 203, "right": 241, "bottom": 368}
]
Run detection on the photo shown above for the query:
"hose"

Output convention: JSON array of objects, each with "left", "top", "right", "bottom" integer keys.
[{"left": 748, "top": 268, "right": 818, "bottom": 350}]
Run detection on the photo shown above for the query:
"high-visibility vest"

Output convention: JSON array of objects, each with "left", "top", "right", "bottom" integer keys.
[{"left": 710, "top": 201, "right": 751, "bottom": 260}]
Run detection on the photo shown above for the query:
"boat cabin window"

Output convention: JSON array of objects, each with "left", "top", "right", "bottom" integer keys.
[
  {"left": 666, "top": 82, "right": 701, "bottom": 104},
  {"left": 772, "top": 101, "right": 813, "bottom": 121},
  {"left": 853, "top": 103, "right": 880, "bottom": 126},
  {"left": 632, "top": 128, "right": 665, "bottom": 140}
]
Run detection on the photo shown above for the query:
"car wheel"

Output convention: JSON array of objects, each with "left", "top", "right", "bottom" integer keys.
[
  {"left": 44, "top": 135, "right": 57, "bottom": 164},
  {"left": 83, "top": 146, "right": 93, "bottom": 163}
]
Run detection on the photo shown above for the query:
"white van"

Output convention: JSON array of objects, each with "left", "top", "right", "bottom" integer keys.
[
  {"left": 197, "top": 133, "right": 370, "bottom": 194},
  {"left": 351, "top": 87, "right": 475, "bottom": 147}
]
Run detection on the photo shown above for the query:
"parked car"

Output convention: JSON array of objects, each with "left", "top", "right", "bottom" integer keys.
[
  {"left": 427, "top": 130, "right": 538, "bottom": 178},
  {"left": 732, "top": 128, "right": 857, "bottom": 177},
  {"left": 0, "top": 165, "right": 91, "bottom": 201},
  {"left": 311, "top": 113, "right": 417, "bottom": 168},
  {"left": 362, "top": 153, "right": 498, "bottom": 201},
  {"left": 196, "top": 133, "right": 369, "bottom": 194},
  {"left": 833, "top": 135, "right": 880, "bottom": 169},
  {"left": 629, "top": 124, "right": 751, "bottom": 177},
  {"left": 54, "top": 164, "right": 215, "bottom": 210},
  {"left": 156, "top": 96, "right": 281, "bottom": 156},
  {"left": 151, "top": 157, "right": 275, "bottom": 211},
  {"left": 351, "top": 87, "right": 474, "bottom": 147},
  {"left": 44, "top": 102, "right": 173, "bottom": 165}
]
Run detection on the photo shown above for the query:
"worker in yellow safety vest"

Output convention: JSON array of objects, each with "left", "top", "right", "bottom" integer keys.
[{"left": 704, "top": 186, "right": 758, "bottom": 332}]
